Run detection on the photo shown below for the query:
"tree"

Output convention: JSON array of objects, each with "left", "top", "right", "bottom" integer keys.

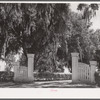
[
  {"left": 0, "top": 4, "right": 16, "bottom": 58},
  {"left": 77, "top": 3, "right": 99, "bottom": 26},
  {"left": 0, "top": 3, "right": 99, "bottom": 72},
  {"left": 33, "top": 4, "right": 71, "bottom": 72},
  {"left": 64, "top": 3, "right": 99, "bottom": 64},
  {"left": 1, "top": 3, "right": 70, "bottom": 71}
]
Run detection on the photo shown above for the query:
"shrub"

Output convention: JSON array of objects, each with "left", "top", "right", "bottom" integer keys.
[
  {"left": 0, "top": 71, "right": 14, "bottom": 82},
  {"left": 34, "top": 72, "right": 72, "bottom": 81},
  {"left": 94, "top": 71, "right": 100, "bottom": 86}
]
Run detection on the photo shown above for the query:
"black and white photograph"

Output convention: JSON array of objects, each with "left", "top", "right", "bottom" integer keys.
[{"left": 0, "top": 1, "right": 100, "bottom": 90}]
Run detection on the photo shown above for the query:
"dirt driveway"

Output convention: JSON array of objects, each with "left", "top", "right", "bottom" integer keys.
[{"left": 0, "top": 80, "right": 98, "bottom": 88}]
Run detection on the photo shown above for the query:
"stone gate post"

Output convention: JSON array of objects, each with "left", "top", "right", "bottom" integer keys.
[
  {"left": 90, "top": 61, "right": 97, "bottom": 84},
  {"left": 71, "top": 53, "right": 79, "bottom": 83},
  {"left": 27, "top": 54, "right": 34, "bottom": 82}
]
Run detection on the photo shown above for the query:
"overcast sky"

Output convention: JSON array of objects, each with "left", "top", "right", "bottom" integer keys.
[{"left": 70, "top": 3, "right": 100, "bottom": 30}]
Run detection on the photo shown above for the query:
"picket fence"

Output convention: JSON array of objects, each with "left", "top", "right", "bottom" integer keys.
[
  {"left": 71, "top": 53, "right": 97, "bottom": 84},
  {"left": 78, "top": 62, "right": 92, "bottom": 83}
]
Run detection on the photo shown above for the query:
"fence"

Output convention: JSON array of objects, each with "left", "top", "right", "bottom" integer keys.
[
  {"left": 13, "top": 52, "right": 97, "bottom": 83},
  {"left": 71, "top": 53, "right": 97, "bottom": 84}
]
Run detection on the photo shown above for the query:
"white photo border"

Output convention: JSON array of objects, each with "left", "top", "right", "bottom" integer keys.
[{"left": 0, "top": 1, "right": 100, "bottom": 99}]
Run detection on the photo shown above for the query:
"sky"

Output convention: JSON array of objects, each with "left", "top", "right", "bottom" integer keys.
[{"left": 70, "top": 3, "right": 100, "bottom": 30}]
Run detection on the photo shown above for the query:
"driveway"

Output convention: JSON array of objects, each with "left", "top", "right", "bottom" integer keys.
[{"left": 0, "top": 80, "right": 98, "bottom": 88}]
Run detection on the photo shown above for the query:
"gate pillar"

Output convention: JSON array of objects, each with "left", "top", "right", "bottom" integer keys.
[
  {"left": 90, "top": 61, "right": 97, "bottom": 84},
  {"left": 27, "top": 54, "right": 34, "bottom": 82},
  {"left": 71, "top": 53, "right": 79, "bottom": 83},
  {"left": 13, "top": 61, "right": 20, "bottom": 81}
]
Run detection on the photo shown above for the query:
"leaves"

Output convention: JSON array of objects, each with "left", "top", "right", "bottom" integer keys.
[
  {"left": 77, "top": 3, "right": 99, "bottom": 24},
  {"left": 0, "top": 3, "right": 100, "bottom": 72}
]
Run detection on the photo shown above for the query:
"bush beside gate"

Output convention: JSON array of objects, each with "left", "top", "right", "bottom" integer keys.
[{"left": 34, "top": 72, "right": 72, "bottom": 81}]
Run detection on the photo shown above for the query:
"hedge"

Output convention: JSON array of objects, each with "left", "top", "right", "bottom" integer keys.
[
  {"left": 94, "top": 71, "right": 100, "bottom": 86},
  {"left": 0, "top": 71, "right": 72, "bottom": 82},
  {"left": 0, "top": 71, "right": 14, "bottom": 82},
  {"left": 34, "top": 72, "right": 72, "bottom": 81}
]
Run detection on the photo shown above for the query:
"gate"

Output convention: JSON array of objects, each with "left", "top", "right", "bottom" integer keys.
[{"left": 71, "top": 53, "right": 97, "bottom": 84}]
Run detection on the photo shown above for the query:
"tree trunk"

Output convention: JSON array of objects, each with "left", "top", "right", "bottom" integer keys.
[
  {"left": 52, "top": 42, "right": 59, "bottom": 72},
  {"left": 22, "top": 44, "right": 28, "bottom": 67},
  {"left": 3, "top": 43, "right": 6, "bottom": 58}
]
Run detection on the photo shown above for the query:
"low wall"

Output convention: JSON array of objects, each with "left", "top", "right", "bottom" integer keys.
[
  {"left": 14, "top": 66, "right": 29, "bottom": 82},
  {"left": 13, "top": 54, "right": 34, "bottom": 83}
]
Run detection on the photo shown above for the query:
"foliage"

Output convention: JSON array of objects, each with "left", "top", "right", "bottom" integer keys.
[
  {"left": 33, "top": 4, "right": 71, "bottom": 72},
  {"left": 34, "top": 72, "right": 72, "bottom": 81},
  {"left": 77, "top": 3, "right": 99, "bottom": 24},
  {"left": 0, "top": 3, "right": 99, "bottom": 73},
  {"left": 0, "top": 71, "right": 14, "bottom": 82},
  {"left": 0, "top": 4, "right": 71, "bottom": 72},
  {"left": 64, "top": 4, "right": 99, "bottom": 64},
  {"left": 94, "top": 71, "right": 100, "bottom": 86},
  {"left": 75, "top": 3, "right": 99, "bottom": 63}
]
